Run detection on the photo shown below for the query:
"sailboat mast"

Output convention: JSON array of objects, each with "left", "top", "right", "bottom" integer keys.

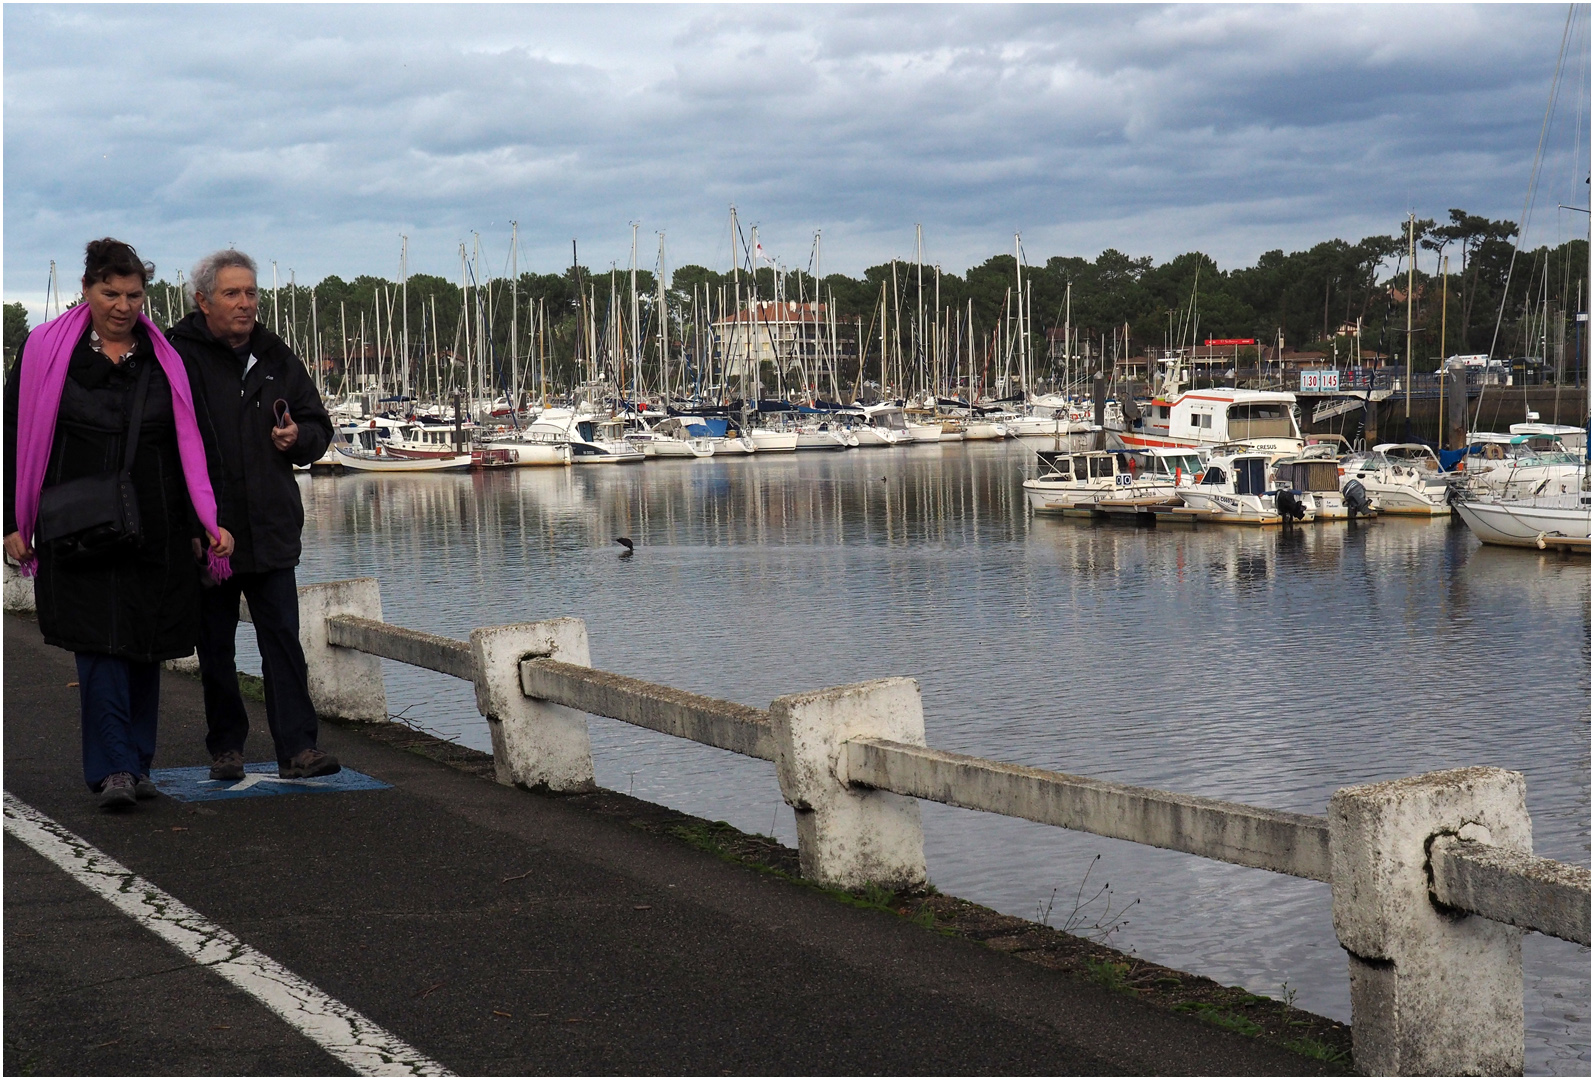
[{"left": 1405, "top": 213, "right": 1415, "bottom": 429}]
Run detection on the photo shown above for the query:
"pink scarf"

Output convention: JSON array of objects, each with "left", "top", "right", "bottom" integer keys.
[{"left": 12, "top": 304, "right": 231, "bottom": 581}]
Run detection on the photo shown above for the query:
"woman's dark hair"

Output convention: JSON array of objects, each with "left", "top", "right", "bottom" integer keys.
[{"left": 82, "top": 238, "right": 154, "bottom": 288}]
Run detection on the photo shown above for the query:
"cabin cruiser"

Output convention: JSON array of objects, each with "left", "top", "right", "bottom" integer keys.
[
  {"left": 1339, "top": 444, "right": 1450, "bottom": 515},
  {"left": 1452, "top": 434, "right": 1586, "bottom": 498},
  {"left": 1110, "top": 387, "right": 1304, "bottom": 456},
  {"left": 1175, "top": 452, "right": 1295, "bottom": 524},
  {"left": 1271, "top": 447, "right": 1349, "bottom": 520},
  {"left": 1024, "top": 451, "right": 1144, "bottom": 512},
  {"left": 383, "top": 421, "right": 474, "bottom": 461},
  {"left": 1508, "top": 422, "right": 1587, "bottom": 453},
  {"left": 850, "top": 404, "right": 915, "bottom": 446},
  {"left": 529, "top": 408, "right": 644, "bottom": 464}
]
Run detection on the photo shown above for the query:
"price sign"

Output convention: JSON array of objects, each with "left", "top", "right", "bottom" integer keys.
[{"left": 1299, "top": 369, "right": 1341, "bottom": 392}]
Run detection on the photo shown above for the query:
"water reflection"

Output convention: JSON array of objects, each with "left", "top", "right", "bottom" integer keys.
[{"left": 290, "top": 443, "right": 1589, "bottom": 1074}]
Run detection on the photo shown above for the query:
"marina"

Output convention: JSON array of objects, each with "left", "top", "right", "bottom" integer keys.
[{"left": 267, "top": 439, "right": 1591, "bottom": 1075}]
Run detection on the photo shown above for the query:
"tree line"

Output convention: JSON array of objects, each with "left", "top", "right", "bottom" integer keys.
[{"left": 6, "top": 208, "right": 1586, "bottom": 396}]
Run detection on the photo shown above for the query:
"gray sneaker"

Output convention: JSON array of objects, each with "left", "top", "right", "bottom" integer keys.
[
  {"left": 133, "top": 775, "right": 159, "bottom": 800},
  {"left": 98, "top": 772, "right": 137, "bottom": 810},
  {"left": 210, "top": 751, "right": 245, "bottom": 781}
]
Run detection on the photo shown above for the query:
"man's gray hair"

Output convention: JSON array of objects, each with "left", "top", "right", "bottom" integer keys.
[{"left": 186, "top": 249, "right": 258, "bottom": 302}]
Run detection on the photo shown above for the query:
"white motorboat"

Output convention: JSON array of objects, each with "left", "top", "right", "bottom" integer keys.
[
  {"left": 472, "top": 432, "right": 572, "bottom": 468},
  {"left": 530, "top": 408, "right": 644, "bottom": 464},
  {"left": 1453, "top": 490, "right": 1591, "bottom": 551},
  {"left": 1340, "top": 443, "right": 1451, "bottom": 516},
  {"left": 1024, "top": 450, "right": 1173, "bottom": 514},
  {"left": 850, "top": 404, "right": 914, "bottom": 446},
  {"left": 1173, "top": 452, "right": 1293, "bottom": 525},
  {"left": 334, "top": 445, "right": 472, "bottom": 472},
  {"left": 1508, "top": 422, "right": 1587, "bottom": 453},
  {"left": 1271, "top": 448, "right": 1350, "bottom": 520}
]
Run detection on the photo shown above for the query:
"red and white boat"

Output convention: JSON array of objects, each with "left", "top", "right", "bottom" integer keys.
[{"left": 1109, "top": 386, "right": 1304, "bottom": 456}]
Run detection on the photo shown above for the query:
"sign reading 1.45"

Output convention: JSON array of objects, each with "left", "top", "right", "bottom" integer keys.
[{"left": 1300, "top": 369, "right": 1340, "bottom": 392}]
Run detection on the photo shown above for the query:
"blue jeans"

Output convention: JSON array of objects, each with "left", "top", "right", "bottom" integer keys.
[{"left": 76, "top": 653, "right": 160, "bottom": 790}]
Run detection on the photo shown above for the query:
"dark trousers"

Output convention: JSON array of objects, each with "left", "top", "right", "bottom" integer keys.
[
  {"left": 77, "top": 653, "right": 160, "bottom": 790},
  {"left": 197, "top": 567, "right": 319, "bottom": 767}
]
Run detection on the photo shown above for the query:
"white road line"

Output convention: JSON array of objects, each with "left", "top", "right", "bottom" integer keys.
[{"left": 3, "top": 791, "right": 451, "bottom": 1077}]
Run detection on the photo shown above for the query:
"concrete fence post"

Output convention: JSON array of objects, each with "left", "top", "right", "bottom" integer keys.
[
  {"left": 296, "top": 578, "right": 387, "bottom": 722},
  {"left": 471, "top": 617, "right": 595, "bottom": 793},
  {"left": 770, "top": 677, "right": 928, "bottom": 891},
  {"left": 1328, "top": 766, "right": 1531, "bottom": 1076}
]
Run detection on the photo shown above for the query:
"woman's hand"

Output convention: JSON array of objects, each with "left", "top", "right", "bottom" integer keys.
[
  {"left": 4, "top": 532, "right": 33, "bottom": 563},
  {"left": 209, "top": 528, "right": 235, "bottom": 558}
]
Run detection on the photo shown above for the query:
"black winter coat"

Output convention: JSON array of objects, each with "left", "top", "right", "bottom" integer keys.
[
  {"left": 166, "top": 313, "right": 332, "bottom": 574},
  {"left": 3, "top": 326, "right": 203, "bottom": 662}
]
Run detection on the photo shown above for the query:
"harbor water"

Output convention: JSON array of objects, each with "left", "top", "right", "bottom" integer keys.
[{"left": 266, "top": 443, "right": 1589, "bottom": 1073}]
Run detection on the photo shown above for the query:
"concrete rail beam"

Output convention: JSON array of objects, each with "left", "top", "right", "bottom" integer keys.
[
  {"left": 326, "top": 614, "right": 474, "bottom": 681},
  {"left": 843, "top": 738, "right": 1331, "bottom": 882},
  {"left": 1329, "top": 767, "right": 1530, "bottom": 1076},
  {"left": 1431, "top": 836, "right": 1591, "bottom": 947},
  {"left": 519, "top": 658, "right": 776, "bottom": 761}
]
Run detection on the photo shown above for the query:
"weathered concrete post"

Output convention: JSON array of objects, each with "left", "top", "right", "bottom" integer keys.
[
  {"left": 770, "top": 677, "right": 927, "bottom": 891},
  {"left": 296, "top": 578, "right": 387, "bottom": 721},
  {"left": 471, "top": 617, "right": 594, "bottom": 793},
  {"left": 1328, "top": 767, "right": 1531, "bottom": 1076}
]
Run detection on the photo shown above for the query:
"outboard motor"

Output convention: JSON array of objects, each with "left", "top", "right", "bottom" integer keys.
[
  {"left": 1343, "top": 478, "right": 1374, "bottom": 520},
  {"left": 1275, "top": 488, "right": 1307, "bottom": 523}
]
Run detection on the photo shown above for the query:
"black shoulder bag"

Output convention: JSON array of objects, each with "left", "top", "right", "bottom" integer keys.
[{"left": 35, "top": 361, "right": 153, "bottom": 564}]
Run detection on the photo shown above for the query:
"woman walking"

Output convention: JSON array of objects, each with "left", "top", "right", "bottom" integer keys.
[{"left": 4, "top": 238, "right": 234, "bottom": 809}]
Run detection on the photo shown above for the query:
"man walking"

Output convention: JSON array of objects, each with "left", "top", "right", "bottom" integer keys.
[{"left": 168, "top": 250, "right": 338, "bottom": 780}]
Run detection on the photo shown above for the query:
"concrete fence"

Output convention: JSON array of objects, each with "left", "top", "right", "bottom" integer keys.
[{"left": 6, "top": 569, "right": 1588, "bottom": 1075}]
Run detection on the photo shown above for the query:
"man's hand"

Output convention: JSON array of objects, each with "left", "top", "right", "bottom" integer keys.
[
  {"left": 272, "top": 408, "right": 299, "bottom": 452},
  {"left": 210, "top": 527, "right": 235, "bottom": 557},
  {"left": 4, "top": 531, "right": 33, "bottom": 563}
]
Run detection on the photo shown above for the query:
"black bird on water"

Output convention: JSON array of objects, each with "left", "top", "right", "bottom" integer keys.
[{"left": 615, "top": 537, "right": 634, "bottom": 557}]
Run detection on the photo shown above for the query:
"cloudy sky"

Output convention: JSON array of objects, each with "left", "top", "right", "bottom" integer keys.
[{"left": 5, "top": 3, "right": 1588, "bottom": 314}]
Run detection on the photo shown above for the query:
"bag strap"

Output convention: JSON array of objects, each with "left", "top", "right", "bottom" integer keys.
[{"left": 120, "top": 360, "right": 154, "bottom": 476}]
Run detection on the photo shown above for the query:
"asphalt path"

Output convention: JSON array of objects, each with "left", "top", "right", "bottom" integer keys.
[{"left": 4, "top": 612, "right": 1335, "bottom": 1075}]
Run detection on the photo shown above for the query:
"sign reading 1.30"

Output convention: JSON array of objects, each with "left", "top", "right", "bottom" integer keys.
[{"left": 1299, "top": 369, "right": 1341, "bottom": 392}]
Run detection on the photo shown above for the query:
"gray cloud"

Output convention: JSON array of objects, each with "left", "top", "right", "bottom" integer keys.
[{"left": 5, "top": 3, "right": 1586, "bottom": 313}]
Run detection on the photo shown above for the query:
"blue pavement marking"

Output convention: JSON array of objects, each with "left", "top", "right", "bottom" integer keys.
[{"left": 150, "top": 763, "right": 390, "bottom": 803}]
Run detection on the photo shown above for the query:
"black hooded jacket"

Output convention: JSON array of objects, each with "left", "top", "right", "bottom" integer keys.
[{"left": 166, "top": 312, "right": 332, "bottom": 573}]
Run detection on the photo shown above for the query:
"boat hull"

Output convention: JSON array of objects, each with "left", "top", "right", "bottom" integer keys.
[
  {"left": 1453, "top": 495, "right": 1591, "bottom": 549},
  {"left": 748, "top": 429, "right": 799, "bottom": 452},
  {"left": 335, "top": 448, "right": 472, "bottom": 472}
]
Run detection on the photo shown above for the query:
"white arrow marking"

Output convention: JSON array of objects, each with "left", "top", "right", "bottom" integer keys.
[{"left": 202, "top": 773, "right": 333, "bottom": 791}]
